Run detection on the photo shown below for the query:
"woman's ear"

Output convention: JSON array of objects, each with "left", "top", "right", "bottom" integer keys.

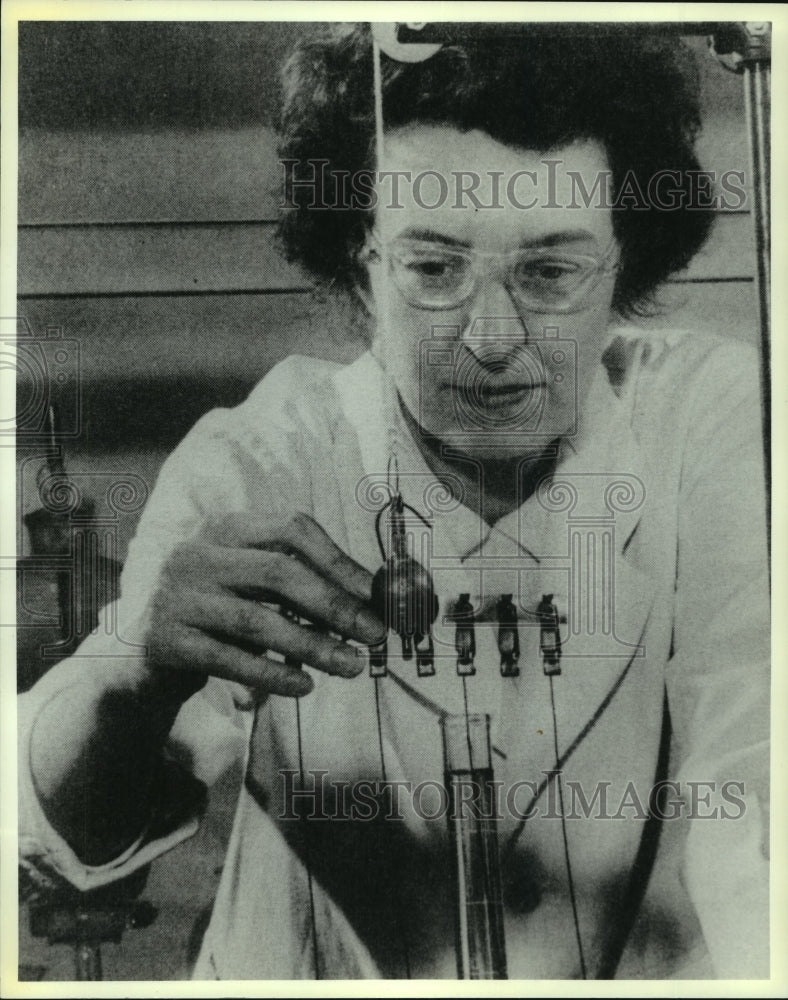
[
  {"left": 352, "top": 223, "right": 385, "bottom": 318},
  {"left": 352, "top": 274, "right": 376, "bottom": 317},
  {"left": 352, "top": 246, "right": 377, "bottom": 316}
]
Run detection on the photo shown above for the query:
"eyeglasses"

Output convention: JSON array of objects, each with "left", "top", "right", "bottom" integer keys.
[{"left": 360, "top": 232, "right": 619, "bottom": 314}]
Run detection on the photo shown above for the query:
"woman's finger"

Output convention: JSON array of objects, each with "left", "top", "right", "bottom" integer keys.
[
  {"left": 179, "top": 588, "right": 365, "bottom": 677},
  {"left": 201, "top": 546, "right": 384, "bottom": 644},
  {"left": 206, "top": 511, "right": 374, "bottom": 601},
  {"left": 162, "top": 622, "right": 315, "bottom": 697},
  {"left": 272, "top": 513, "right": 375, "bottom": 601}
]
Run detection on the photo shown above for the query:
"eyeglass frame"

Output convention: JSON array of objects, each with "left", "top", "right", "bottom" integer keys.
[{"left": 358, "top": 229, "right": 621, "bottom": 315}]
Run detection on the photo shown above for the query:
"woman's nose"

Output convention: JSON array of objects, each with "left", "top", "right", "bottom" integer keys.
[{"left": 459, "top": 276, "right": 533, "bottom": 349}]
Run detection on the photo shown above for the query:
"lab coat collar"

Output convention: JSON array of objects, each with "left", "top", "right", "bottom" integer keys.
[
  {"left": 334, "top": 334, "right": 651, "bottom": 568},
  {"left": 334, "top": 337, "right": 658, "bottom": 718}
]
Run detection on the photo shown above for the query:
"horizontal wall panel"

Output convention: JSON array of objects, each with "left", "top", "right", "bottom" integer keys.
[
  {"left": 17, "top": 211, "right": 754, "bottom": 299},
  {"left": 18, "top": 127, "right": 287, "bottom": 225},
  {"left": 675, "top": 211, "right": 753, "bottom": 280},
  {"left": 17, "top": 223, "right": 312, "bottom": 297},
  {"left": 19, "top": 123, "right": 752, "bottom": 228},
  {"left": 16, "top": 289, "right": 759, "bottom": 454},
  {"left": 18, "top": 22, "right": 305, "bottom": 131},
  {"left": 638, "top": 280, "right": 758, "bottom": 343},
  {"left": 16, "top": 276, "right": 756, "bottom": 393},
  {"left": 18, "top": 35, "right": 752, "bottom": 227},
  {"left": 15, "top": 293, "right": 368, "bottom": 385},
  {"left": 18, "top": 26, "right": 745, "bottom": 133}
]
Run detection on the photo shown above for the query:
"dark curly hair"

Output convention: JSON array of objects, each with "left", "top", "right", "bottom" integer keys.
[{"left": 276, "top": 23, "right": 714, "bottom": 318}]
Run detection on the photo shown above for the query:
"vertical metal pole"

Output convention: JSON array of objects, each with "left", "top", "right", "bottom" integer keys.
[
  {"left": 710, "top": 21, "right": 771, "bottom": 543},
  {"left": 743, "top": 59, "right": 771, "bottom": 511},
  {"left": 75, "top": 910, "right": 102, "bottom": 980},
  {"left": 74, "top": 942, "right": 103, "bottom": 981}
]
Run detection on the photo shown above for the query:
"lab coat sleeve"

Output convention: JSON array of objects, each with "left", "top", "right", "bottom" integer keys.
[
  {"left": 665, "top": 338, "right": 770, "bottom": 978},
  {"left": 18, "top": 360, "right": 313, "bottom": 892}
]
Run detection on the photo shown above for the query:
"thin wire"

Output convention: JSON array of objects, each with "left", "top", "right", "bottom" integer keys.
[
  {"left": 372, "top": 38, "right": 385, "bottom": 181},
  {"left": 385, "top": 668, "right": 507, "bottom": 759},
  {"left": 461, "top": 674, "right": 475, "bottom": 773},
  {"left": 374, "top": 676, "right": 388, "bottom": 781},
  {"left": 372, "top": 35, "right": 397, "bottom": 406},
  {"left": 295, "top": 696, "right": 320, "bottom": 979},
  {"left": 502, "top": 653, "right": 637, "bottom": 858},
  {"left": 549, "top": 675, "right": 587, "bottom": 980},
  {"left": 375, "top": 33, "right": 403, "bottom": 563},
  {"left": 457, "top": 673, "right": 475, "bottom": 979},
  {"left": 373, "top": 676, "right": 413, "bottom": 979},
  {"left": 374, "top": 504, "right": 390, "bottom": 561},
  {"left": 387, "top": 452, "right": 400, "bottom": 495}
]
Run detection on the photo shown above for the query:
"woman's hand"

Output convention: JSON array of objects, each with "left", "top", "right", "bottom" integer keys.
[
  {"left": 145, "top": 511, "right": 385, "bottom": 698},
  {"left": 27, "top": 509, "right": 383, "bottom": 865}
]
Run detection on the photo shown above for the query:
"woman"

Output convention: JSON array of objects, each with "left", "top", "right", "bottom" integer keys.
[{"left": 19, "top": 24, "right": 769, "bottom": 980}]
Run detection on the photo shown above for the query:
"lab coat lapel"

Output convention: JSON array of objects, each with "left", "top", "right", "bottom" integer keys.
[{"left": 491, "top": 355, "right": 659, "bottom": 774}]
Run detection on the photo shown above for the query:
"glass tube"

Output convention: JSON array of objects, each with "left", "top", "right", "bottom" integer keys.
[{"left": 441, "top": 712, "right": 507, "bottom": 979}]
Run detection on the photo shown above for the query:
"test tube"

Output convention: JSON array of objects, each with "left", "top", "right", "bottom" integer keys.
[{"left": 441, "top": 712, "right": 507, "bottom": 979}]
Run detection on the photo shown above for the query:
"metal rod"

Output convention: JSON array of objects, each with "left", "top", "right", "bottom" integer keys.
[
  {"left": 74, "top": 909, "right": 103, "bottom": 982},
  {"left": 397, "top": 23, "right": 724, "bottom": 44},
  {"left": 743, "top": 60, "right": 771, "bottom": 514}
]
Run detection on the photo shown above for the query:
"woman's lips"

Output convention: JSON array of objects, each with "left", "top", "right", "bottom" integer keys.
[
  {"left": 483, "top": 385, "right": 546, "bottom": 410},
  {"left": 447, "top": 381, "right": 547, "bottom": 408},
  {"left": 483, "top": 382, "right": 545, "bottom": 396}
]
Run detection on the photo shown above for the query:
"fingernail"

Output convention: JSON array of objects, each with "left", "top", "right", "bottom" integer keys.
[
  {"left": 354, "top": 607, "right": 386, "bottom": 645},
  {"left": 330, "top": 645, "right": 364, "bottom": 677}
]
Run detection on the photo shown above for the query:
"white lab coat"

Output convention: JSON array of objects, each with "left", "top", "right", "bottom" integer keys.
[{"left": 18, "top": 327, "right": 770, "bottom": 979}]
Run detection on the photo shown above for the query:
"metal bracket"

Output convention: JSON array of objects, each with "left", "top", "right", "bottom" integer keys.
[{"left": 709, "top": 22, "right": 771, "bottom": 72}]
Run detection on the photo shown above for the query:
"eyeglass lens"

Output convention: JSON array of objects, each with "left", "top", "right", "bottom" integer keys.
[{"left": 390, "top": 242, "right": 610, "bottom": 312}]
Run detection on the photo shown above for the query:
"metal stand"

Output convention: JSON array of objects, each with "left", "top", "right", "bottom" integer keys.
[
  {"left": 710, "top": 23, "right": 772, "bottom": 506},
  {"left": 27, "top": 879, "right": 157, "bottom": 981},
  {"left": 19, "top": 406, "right": 155, "bottom": 980}
]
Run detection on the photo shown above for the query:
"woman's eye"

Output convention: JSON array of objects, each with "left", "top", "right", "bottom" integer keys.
[
  {"left": 525, "top": 260, "right": 580, "bottom": 282},
  {"left": 403, "top": 256, "right": 460, "bottom": 280},
  {"left": 414, "top": 260, "right": 450, "bottom": 277},
  {"left": 538, "top": 264, "right": 572, "bottom": 280},
  {"left": 532, "top": 260, "right": 578, "bottom": 281}
]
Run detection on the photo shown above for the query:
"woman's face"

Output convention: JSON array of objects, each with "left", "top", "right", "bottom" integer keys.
[{"left": 365, "top": 125, "right": 618, "bottom": 459}]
